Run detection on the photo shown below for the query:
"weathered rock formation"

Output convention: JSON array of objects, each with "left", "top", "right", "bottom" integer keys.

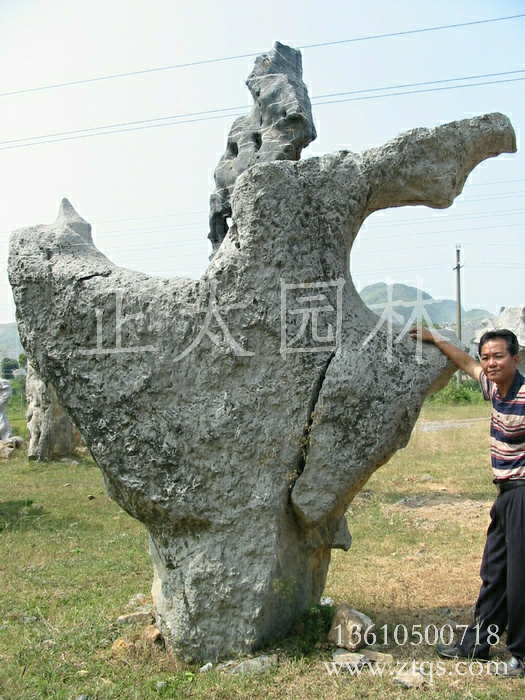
[
  {"left": 9, "top": 112, "right": 516, "bottom": 660},
  {"left": 26, "top": 362, "right": 81, "bottom": 461},
  {"left": 209, "top": 42, "right": 316, "bottom": 253},
  {"left": 0, "top": 437, "right": 24, "bottom": 459},
  {"left": 475, "top": 304, "right": 525, "bottom": 372},
  {"left": 0, "top": 378, "right": 13, "bottom": 441}
]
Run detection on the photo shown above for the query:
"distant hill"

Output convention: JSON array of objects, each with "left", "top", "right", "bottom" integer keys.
[
  {"left": 463, "top": 308, "right": 496, "bottom": 323},
  {"left": 0, "top": 323, "right": 24, "bottom": 361},
  {"left": 359, "top": 282, "right": 492, "bottom": 326}
]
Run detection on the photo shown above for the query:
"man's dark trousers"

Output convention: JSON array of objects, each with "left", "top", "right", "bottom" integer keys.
[{"left": 457, "top": 485, "right": 525, "bottom": 659}]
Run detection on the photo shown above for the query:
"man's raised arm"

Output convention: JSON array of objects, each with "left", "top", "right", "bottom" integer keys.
[{"left": 409, "top": 326, "right": 482, "bottom": 381}]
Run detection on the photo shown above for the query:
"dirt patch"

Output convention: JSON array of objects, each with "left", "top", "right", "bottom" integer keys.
[
  {"left": 381, "top": 494, "right": 491, "bottom": 532},
  {"left": 416, "top": 417, "right": 489, "bottom": 432}
]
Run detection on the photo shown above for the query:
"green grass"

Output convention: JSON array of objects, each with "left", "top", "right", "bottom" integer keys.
[{"left": 2, "top": 401, "right": 523, "bottom": 699}]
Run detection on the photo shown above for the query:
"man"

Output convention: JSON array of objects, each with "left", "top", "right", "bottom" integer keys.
[{"left": 409, "top": 326, "right": 525, "bottom": 677}]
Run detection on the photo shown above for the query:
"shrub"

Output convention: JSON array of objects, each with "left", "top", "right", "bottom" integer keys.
[
  {"left": 427, "top": 377, "right": 483, "bottom": 404},
  {"left": 1, "top": 357, "right": 18, "bottom": 379}
]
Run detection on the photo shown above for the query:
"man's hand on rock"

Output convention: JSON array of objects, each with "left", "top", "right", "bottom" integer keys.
[{"left": 408, "top": 326, "right": 442, "bottom": 344}]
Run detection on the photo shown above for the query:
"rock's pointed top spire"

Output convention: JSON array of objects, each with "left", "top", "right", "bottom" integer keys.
[
  {"left": 55, "top": 198, "right": 93, "bottom": 244},
  {"left": 208, "top": 42, "right": 316, "bottom": 255}
]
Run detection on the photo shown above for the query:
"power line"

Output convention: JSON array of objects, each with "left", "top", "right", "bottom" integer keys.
[
  {"left": 113, "top": 250, "right": 206, "bottom": 263},
  {"left": 353, "top": 242, "right": 450, "bottom": 254},
  {"left": 107, "top": 253, "right": 523, "bottom": 271},
  {"left": 84, "top": 178, "right": 525, "bottom": 227},
  {"left": 314, "top": 75, "right": 525, "bottom": 108},
  {"left": 352, "top": 262, "right": 450, "bottom": 274},
  {"left": 95, "top": 222, "right": 207, "bottom": 238},
  {"left": 5, "top": 68, "right": 523, "bottom": 150},
  {"left": 1, "top": 204, "right": 521, "bottom": 242},
  {"left": 76, "top": 227, "right": 525, "bottom": 256},
  {"left": 95, "top": 211, "right": 206, "bottom": 225},
  {"left": 76, "top": 178, "right": 525, "bottom": 227},
  {"left": 352, "top": 261, "right": 522, "bottom": 276},
  {"left": 106, "top": 235, "right": 521, "bottom": 256},
  {"left": 13, "top": 221, "right": 518, "bottom": 263},
  {"left": 96, "top": 208, "right": 524, "bottom": 244},
  {"left": 352, "top": 241, "right": 525, "bottom": 256},
  {"left": 468, "top": 263, "right": 524, "bottom": 270},
  {"left": 1, "top": 14, "right": 522, "bottom": 99},
  {"left": 362, "top": 220, "right": 524, "bottom": 241},
  {"left": 1, "top": 72, "right": 523, "bottom": 152},
  {"left": 468, "top": 178, "right": 525, "bottom": 188},
  {"left": 365, "top": 207, "right": 525, "bottom": 231},
  {"left": 0, "top": 110, "right": 248, "bottom": 151},
  {"left": 86, "top": 207, "right": 525, "bottom": 243},
  {"left": 463, "top": 192, "right": 525, "bottom": 202},
  {"left": 299, "top": 14, "right": 525, "bottom": 50},
  {"left": 101, "top": 239, "right": 209, "bottom": 253},
  {"left": 314, "top": 69, "right": 525, "bottom": 102},
  {"left": 469, "top": 243, "right": 525, "bottom": 248},
  {"left": 89, "top": 221, "right": 525, "bottom": 257},
  {"left": 1, "top": 202, "right": 523, "bottom": 243},
  {"left": 1, "top": 105, "right": 248, "bottom": 146},
  {"left": 89, "top": 202, "right": 525, "bottom": 241}
]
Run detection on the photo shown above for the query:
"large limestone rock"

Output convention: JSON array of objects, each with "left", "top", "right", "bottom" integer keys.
[
  {"left": 8, "top": 112, "right": 515, "bottom": 660},
  {"left": 26, "top": 362, "right": 81, "bottom": 461},
  {"left": 208, "top": 42, "right": 316, "bottom": 253}
]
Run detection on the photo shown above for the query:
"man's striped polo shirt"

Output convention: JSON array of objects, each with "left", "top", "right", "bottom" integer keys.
[{"left": 480, "top": 369, "right": 525, "bottom": 480}]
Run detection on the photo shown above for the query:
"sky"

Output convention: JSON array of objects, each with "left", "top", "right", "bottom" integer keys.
[{"left": 0, "top": 0, "right": 524, "bottom": 326}]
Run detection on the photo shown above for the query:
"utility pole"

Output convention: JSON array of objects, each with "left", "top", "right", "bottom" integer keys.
[{"left": 454, "top": 245, "right": 463, "bottom": 388}]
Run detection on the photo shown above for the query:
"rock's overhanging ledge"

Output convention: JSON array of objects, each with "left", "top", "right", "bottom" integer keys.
[{"left": 8, "top": 111, "right": 516, "bottom": 660}]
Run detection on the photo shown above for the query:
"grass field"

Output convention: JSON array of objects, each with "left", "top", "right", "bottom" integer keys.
[{"left": 2, "top": 401, "right": 523, "bottom": 699}]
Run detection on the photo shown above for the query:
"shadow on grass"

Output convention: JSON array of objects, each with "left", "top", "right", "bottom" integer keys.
[
  {"left": 0, "top": 498, "right": 48, "bottom": 532},
  {"left": 0, "top": 497, "right": 100, "bottom": 533},
  {"left": 258, "top": 604, "right": 335, "bottom": 658}
]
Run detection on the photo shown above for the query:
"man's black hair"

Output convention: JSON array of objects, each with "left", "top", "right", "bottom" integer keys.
[{"left": 478, "top": 329, "right": 520, "bottom": 357}]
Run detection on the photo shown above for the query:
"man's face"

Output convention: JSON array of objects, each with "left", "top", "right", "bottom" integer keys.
[{"left": 479, "top": 338, "right": 520, "bottom": 389}]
